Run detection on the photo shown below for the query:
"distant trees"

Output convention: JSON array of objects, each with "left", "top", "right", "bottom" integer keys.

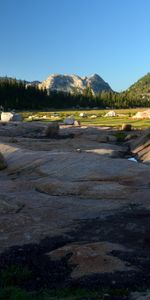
[
  {"left": 0, "top": 78, "right": 48, "bottom": 110},
  {"left": 0, "top": 77, "right": 150, "bottom": 110}
]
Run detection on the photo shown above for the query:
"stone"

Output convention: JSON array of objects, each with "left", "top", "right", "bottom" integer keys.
[
  {"left": 96, "top": 135, "right": 109, "bottom": 143},
  {"left": 0, "top": 152, "right": 7, "bottom": 170},
  {"left": 125, "top": 133, "right": 138, "bottom": 141},
  {"left": 0, "top": 112, "right": 22, "bottom": 122},
  {"left": 1, "top": 112, "right": 14, "bottom": 122},
  {"left": 12, "top": 113, "right": 22, "bottom": 121},
  {"left": 130, "top": 128, "right": 150, "bottom": 163},
  {"left": 132, "top": 109, "right": 150, "bottom": 119},
  {"left": 64, "top": 118, "right": 74, "bottom": 125},
  {"left": 28, "top": 115, "right": 33, "bottom": 120},
  {"left": 51, "top": 113, "right": 59, "bottom": 117},
  {"left": 48, "top": 242, "right": 135, "bottom": 278},
  {"left": 90, "top": 114, "right": 97, "bottom": 119},
  {"left": 104, "top": 110, "right": 116, "bottom": 117},
  {"left": 128, "top": 157, "right": 138, "bottom": 162},
  {"left": 74, "top": 120, "right": 80, "bottom": 126},
  {"left": 96, "top": 134, "right": 117, "bottom": 143},
  {"left": 79, "top": 113, "right": 87, "bottom": 117},
  {"left": 45, "top": 122, "right": 59, "bottom": 137},
  {"left": 122, "top": 123, "right": 132, "bottom": 131}
]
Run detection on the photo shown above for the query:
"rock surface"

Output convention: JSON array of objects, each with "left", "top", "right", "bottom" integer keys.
[
  {"left": 48, "top": 241, "right": 136, "bottom": 278},
  {"left": 0, "top": 123, "right": 150, "bottom": 297},
  {"left": 129, "top": 128, "right": 150, "bottom": 163}
]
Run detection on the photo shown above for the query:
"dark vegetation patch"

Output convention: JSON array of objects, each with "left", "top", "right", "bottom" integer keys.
[
  {"left": 114, "top": 132, "right": 127, "bottom": 142},
  {"left": 1, "top": 207, "right": 150, "bottom": 298}
]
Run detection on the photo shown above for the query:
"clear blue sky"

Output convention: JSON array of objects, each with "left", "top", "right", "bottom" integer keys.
[{"left": 0, "top": 0, "right": 150, "bottom": 91}]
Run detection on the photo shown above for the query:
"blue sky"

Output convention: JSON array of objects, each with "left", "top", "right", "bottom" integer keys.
[{"left": 0, "top": 0, "right": 150, "bottom": 91}]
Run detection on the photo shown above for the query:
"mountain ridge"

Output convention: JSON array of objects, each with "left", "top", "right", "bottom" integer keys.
[
  {"left": 1, "top": 72, "right": 150, "bottom": 100},
  {"left": 38, "top": 73, "right": 112, "bottom": 95}
]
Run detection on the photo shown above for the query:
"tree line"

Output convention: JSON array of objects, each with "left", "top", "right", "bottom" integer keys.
[{"left": 0, "top": 77, "right": 150, "bottom": 110}]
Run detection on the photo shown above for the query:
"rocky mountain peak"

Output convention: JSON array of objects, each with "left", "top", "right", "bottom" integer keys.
[{"left": 38, "top": 73, "right": 112, "bottom": 95}]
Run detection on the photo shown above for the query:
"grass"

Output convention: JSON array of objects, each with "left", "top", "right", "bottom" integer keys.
[
  {"left": 0, "top": 286, "right": 131, "bottom": 300},
  {"left": 20, "top": 108, "right": 150, "bottom": 129},
  {"left": 0, "top": 266, "right": 149, "bottom": 299},
  {"left": 0, "top": 265, "right": 130, "bottom": 300},
  {"left": 0, "top": 265, "right": 32, "bottom": 287},
  {"left": 0, "top": 286, "right": 35, "bottom": 300}
]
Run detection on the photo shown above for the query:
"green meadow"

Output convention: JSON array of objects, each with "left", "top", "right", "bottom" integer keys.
[{"left": 20, "top": 108, "right": 150, "bottom": 129}]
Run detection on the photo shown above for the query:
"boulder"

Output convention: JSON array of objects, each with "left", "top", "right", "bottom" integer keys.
[
  {"left": 64, "top": 118, "right": 74, "bottom": 125},
  {"left": 122, "top": 124, "right": 132, "bottom": 131},
  {"left": 132, "top": 109, "right": 150, "bottom": 119},
  {"left": 90, "top": 114, "right": 97, "bottom": 119},
  {"left": 12, "top": 113, "right": 22, "bottom": 121},
  {"left": 1, "top": 112, "right": 14, "bottom": 122},
  {"left": 48, "top": 242, "right": 134, "bottom": 278},
  {"left": 104, "top": 110, "right": 116, "bottom": 117},
  {"left": 79, "top": 113, "right": 87, "bottom": 117},
  {"left": 74, "top": 120, "right": 80, "bottom": 126},
  {"left": 0, "top": 152, "right": 7, "bottom": 170},
  {"left": 1, "top": 112, "right": 22, "bottom": 122},
  {"left": 130, "top": 128, "right": 150, "bottom": 163},
  {"left": 45, "top": 122, "right": 59, "bottom": 137}
]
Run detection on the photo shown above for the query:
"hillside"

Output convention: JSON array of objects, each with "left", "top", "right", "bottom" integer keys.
[
  {"left": 38, "top": 73, "right": 112, "bottom": 95},
  {"left": 127, "top": 73, "right": 150, "bottom": 100}
]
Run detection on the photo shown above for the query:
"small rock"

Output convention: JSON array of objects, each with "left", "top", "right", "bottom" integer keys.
[
  {"left": 64, "top": 118, "right": 74, "bottom": 125},
  {"left": 125, "top": 133, "right": 138, "bottom": 141},
  {"left": 105, "top": 110, "right": 116, "bottom": 117},
  {"left": 112, "top": 280, "right": 116, "bottom": 285},
  {"left": 128, "top": 157, "right": 138, "bottom": 162},
  {"left": 122, "top": 124, "right": 132, "bottom": 131},
  {"left": 1, "top": 112, "right": 22, "bottom": 122},
  {"left": 45, "top": 122, "right": 59, "bottom": 137},
  {"left": 12, "top": 113, "right": 22, "bottom": 122},
  {"left": 1, "top": 112, "right": 14, "bottom": 122},
  {"left": 79, "top": 113, "right": 87, "bottom": 117},
  {"left": 131, "top": 291, "right": 150, "bottom": 300},
  {"left": 132, "top": 109, "right": 150, "bottom": 119},
  {"left": 90, "top": 115, "right": 97, "bottom": 119},
  {"left": 0, "top": 152, "right": 7, "bottom": 170},
  {"left": 74, "top": 120, "right": 80, "bottom": 126}
]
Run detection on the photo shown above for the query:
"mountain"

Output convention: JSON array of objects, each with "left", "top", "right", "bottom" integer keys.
[
  {"left": 127, "top": 73, "right": 150, "bottom": 100},
  {"left": 38, "top": 73, "right": 112, "bottom": 95},
  {"left": 25, "top": 80, "right": 41, "bottom": 87}
]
